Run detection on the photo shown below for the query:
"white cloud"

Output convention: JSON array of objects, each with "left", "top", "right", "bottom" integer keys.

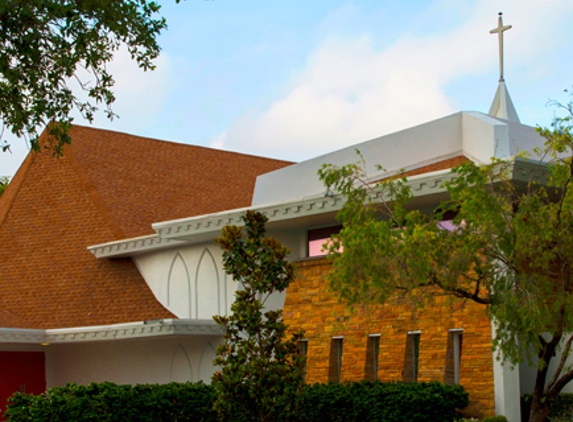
[
  {"left": 210, "top": 0, "right": 573, "bottom": 162},
  {"left": 0, "top": 133, "right": 30, "bottom": 178},
  {"left": 0, "top": 46, "right": 173, "bottom": 177},
  {"left": 85, "top": 46, "right": 173, "bottom": 133}
]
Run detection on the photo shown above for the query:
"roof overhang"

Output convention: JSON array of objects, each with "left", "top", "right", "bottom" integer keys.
[
  {"left": 88, "top": 234, "right": 187, "bottom": 259},
  {"left": 0, "top": 319, "right": 222, "bottom": 345},
  {"left": 88, "top": 157, "right": 547, "bottom": 259}
]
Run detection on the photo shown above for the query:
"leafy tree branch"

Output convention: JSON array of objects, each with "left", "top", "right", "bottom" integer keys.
[
  {"left": 0, "top": 0, "right": 169, "bottom": 155},
  {"left": 318, "top": 95, "right": 573, "bottom": 422},
  {"left": 212, "top": 210, "right": 305, "bottom": 422}
]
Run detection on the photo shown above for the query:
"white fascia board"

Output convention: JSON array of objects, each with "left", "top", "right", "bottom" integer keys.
[
  {"left": 153, "top": 196, "right": 344, "bottom": 239},
  {"left": 153, "top": 169, "right": 457, "bottom": 241},
  {"left": 88, "top": 169, "right": 461, "bottom": 257},
  {"left": 88, "top": 234, "right": 187, "bottom": 259},
  {"left": 0, "top": 328, "right": 45, "bottom": 344},
  {"left": 88, "top": 158, "right": 542, "bottom": 258},
  {"left": 152, "top": 159, "right": 545, "bottom": 242},
  {"left": 0, "top": 319, "right": 222, "bottom": 345},
  {"left": 45, "top": 318, "right": 222, "bottom": 343}
]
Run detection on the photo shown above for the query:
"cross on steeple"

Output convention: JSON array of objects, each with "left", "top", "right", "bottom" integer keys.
[{"left": 490, "top": 12, "right": 512, "bottom": 82}]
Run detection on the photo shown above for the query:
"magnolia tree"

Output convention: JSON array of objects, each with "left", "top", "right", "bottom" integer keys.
[
  {"left": 318, "top": 106, "right": 573, "bottom": 422},
  {"left": 212, "top": 211, "right": 305, "bottom": 422}
]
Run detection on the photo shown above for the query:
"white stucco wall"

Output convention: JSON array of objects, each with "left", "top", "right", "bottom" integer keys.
[
  {"left": 519, "top": 335, "right": 573, "bottom": 396},
  {"left": 251, "top": 112, "right": 544, "bottom": 206},
  {"left": 133, "top": 234, "right": 307, "bottom": 320},
  {"left": 252, "top": 112, "right": 466, "bottom": 206},
  {"left": 46, "top": 335, "right": 221, "bottom": 387},
  {"left": 134, "top": 243, "right": 233, "bottom": 319},
  {"left": 491, "top": 343, "right": 521, "bottom": 422}
]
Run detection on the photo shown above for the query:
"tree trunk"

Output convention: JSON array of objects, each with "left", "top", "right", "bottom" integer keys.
[
  {"left": 528, "top": 334, "right": 560, "bottom": 422},
  {"left": 528, "top": 391, "right": 550, "bottom": 422}
]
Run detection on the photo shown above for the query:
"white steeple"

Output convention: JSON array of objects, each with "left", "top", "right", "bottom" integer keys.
[
  {"left": 489, "top": 80, "right": 520, "bottom": 122},
  {"left": 488, "top": 13, "right": 520, "bottom": 122}
]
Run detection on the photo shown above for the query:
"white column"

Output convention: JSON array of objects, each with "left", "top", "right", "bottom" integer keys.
[{"left": 491, "top": 322, "right": 521, "bottom": 422}]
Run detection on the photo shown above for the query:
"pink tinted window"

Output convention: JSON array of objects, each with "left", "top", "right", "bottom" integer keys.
[
  {"left": 438, "top": 220, "right": 455, "bottom": 231},
  {"left": 308, "top": 226, "right": 342, "bottom": 257}
]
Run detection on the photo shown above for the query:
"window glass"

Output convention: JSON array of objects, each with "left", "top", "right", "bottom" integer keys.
[
  {"left": 365, "top": 335, "right": 380, "bottom": 381},
  {"left": 298, "top": 340, "right": 308, "bottom": 382},
  {"left": 308, "top": 226, "right": 342, "bottom": 257},
  {"left": 328, "top": 338, "right": 343, "bottom": 383},
  {"left": 445, "top": 330, "right": 463, "bottom": 385},
  {"left": 403, "top": 332, "right": 420, "bottom": 382}
]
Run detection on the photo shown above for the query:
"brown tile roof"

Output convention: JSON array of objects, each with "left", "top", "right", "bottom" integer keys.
[
  {"left": 63, "top": 125, "right": 294, "bottom": 239},
  {"left": 375, "top": 155, "right": 470, "bottom": 183},
  {"left": 399, "top": 155, "right": 470, "bottom": 178},
  {"left": 0, "top": 125, "right": 293, "bottom": 329}
]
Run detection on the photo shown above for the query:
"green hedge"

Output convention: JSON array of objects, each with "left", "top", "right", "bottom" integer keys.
[
  {"left": 5, "top": 380, "right": 468, "bottom": 422},
  {"left": 300, "top": 381, "right": 468, "bottom": 422},
  {"left": 4, "top": 382, "right": 218, "bottom": 422},
  {"left": 521, "top": 394, "right": 573, "bottom": 422}
]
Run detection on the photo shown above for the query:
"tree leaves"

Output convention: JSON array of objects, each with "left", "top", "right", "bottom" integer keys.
[
  {"left": 318, "top": 95, "right": 573, "bottom": 420},
  {"left": 212, "top": 211, "right": 305, "bottom": 422},
  {"left": 0, "top": 0, "right": 166, "bottom": 155}
]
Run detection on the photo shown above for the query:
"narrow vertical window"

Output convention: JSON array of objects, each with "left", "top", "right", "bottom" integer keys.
[
  {"left": 403, "top": 331, "right": 421, "bottom": 382},
  {"left": 328, "top": 337, "right": 343, "bottom": 383},
  {"left": 445, "top": 329, "right": 463, "bottom": 385},
  {"left": 298, "top": 339, "right": 308, "bottom": 382},
  {"left": 365, "top": 334, "right": 380, "bottom": 381}
]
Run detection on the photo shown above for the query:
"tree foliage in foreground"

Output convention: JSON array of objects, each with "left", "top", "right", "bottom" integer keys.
[
  {"left": 0, "top": 176, "right": 8, "bottom": 196},
  {"left": 212, "top": 210, "right": 305, "bottom": 422},
  {"left": 318, "top": 102, "right": 573, "bottom": 422},
  {"left": 0, "top": 0, "right": 169, "bottom": 155}
]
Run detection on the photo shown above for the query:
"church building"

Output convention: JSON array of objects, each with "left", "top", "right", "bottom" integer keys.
[{"left": 0, "top": 14, "right": 555, "bottom": 421}]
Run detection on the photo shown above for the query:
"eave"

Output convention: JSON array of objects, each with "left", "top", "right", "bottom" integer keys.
[
  {"left": 88, "top": 234, "right": 186, "bottom": 259},
  {"left": 89, "top": 168, "right": 458, "bottom": 258},
  {"left": 88, "top": 157, "right": 546, "bottom": 259},
  {"left": 0, "top": 319, "right": 222, "bottom": 345}
]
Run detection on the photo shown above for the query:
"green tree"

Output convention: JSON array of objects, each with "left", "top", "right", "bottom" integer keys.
[
  {"left": 0, "top": 176, "right": 8, "bottom": 196},
  {"left": 0, "top": 0, "right": 169, "bottom": 155},
  {"left": 212, "top": 210, "right": 305, "bottom": 422},
  {"left": 318, "top": 105, "right": 573, "bottom": 422}
]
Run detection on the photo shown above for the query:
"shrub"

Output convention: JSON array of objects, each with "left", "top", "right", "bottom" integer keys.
[
  {"left": 298, "top": 380, "right": 469, "bottom": 422},
  {"left": 483, "top": 416, "right": 509, "bottom": 422},
  {"left": 522, "top": 394, "right": 573, "bottom": 422},
  {"left": 4, "top": 379, "right": 468, "bottom": 422},
  {"left": 4, "top": 382, "right": 218, "bottom": 422}
]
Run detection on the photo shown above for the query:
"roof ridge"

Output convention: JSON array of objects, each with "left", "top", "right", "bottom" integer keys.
[
  {"left": 70, "top": 124, "right": 295, "bottom": 165},
  {"left": 0, "top": 150, "right": 34, "bottom": 227}
]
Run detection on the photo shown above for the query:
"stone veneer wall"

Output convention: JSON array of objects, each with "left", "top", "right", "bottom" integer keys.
[{"left": 283, "top": 258, "right": 496, "bottom": 419}]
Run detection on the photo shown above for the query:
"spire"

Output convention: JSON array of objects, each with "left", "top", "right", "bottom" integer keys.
[
  {"left": 489, "top": 80, "right": 520, "bottom": 122},
  {"left": 488, "top": 13, "right": 520, "bottom": 122}
]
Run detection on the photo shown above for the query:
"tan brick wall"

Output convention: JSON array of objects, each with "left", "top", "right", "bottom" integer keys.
[{"left": 284, "top": 257, "right": 496, "bottom": 419}]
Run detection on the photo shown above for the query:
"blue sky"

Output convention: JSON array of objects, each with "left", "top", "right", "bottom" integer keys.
[{"left": 2, "top": 0, "right": 573, "bottom": 176}]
